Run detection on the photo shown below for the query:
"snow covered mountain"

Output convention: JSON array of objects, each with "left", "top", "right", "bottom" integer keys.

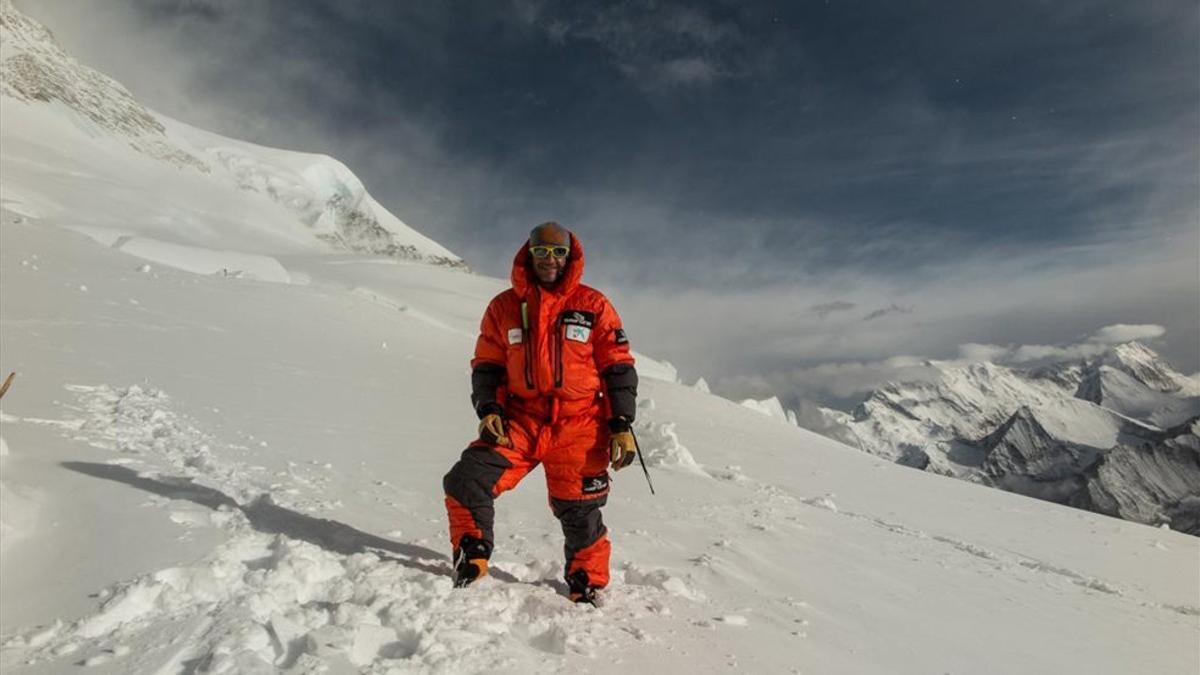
[
  {"left": 0, "top": 0, "right": 462, "bottom": 269},
  {"left": 1, "top": 3, "right": 1197, "bottom": 673},
  {"left": 806, "top": 343, "right": 1200, "bottom": 533}
]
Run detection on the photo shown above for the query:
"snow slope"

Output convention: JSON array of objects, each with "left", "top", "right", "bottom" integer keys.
[
  {"left": 2, "top": 214, "right": 1198, "bottom": 674},
  {"left": 0, "top": 0, "right": 462, "bottom": 267}
]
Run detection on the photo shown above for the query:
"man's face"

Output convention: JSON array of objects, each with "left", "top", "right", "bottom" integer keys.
[{"left": 530, "top": 230, "right": 570, "bottom": 285}]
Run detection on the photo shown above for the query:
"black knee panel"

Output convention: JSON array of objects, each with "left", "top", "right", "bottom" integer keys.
[
  {"left": 443, "top": 446, "right": 512, "bottom": 505},
  {"left": 551, "top": 498, "right": 607, "bottom": 559}
]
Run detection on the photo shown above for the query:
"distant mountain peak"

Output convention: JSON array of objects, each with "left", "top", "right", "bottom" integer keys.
[
  {"left": 802, "top": 340, "right": 1200, "bottom": 532},
  {"left": 1096, "top": 341, "right": 1188, "bottom": 394}
]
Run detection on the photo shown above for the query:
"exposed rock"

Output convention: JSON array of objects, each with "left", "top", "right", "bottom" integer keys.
[
  {"left": 1, "top": 0, "right": 465, "bottom": 267},
  {"left": 0, "top": 0, "right": 208, "bottom": 171}
]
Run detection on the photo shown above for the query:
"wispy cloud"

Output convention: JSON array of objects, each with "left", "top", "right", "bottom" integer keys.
[
  {"left": 616, "top": 225, "right": 1198, "bottom": 406},
  {"left": 656, "top": 57, "right": 722, "bottom": 86},
  {"left": 722, "top": 355, "right": 942, "bottom": 403},
  {"left": 1090, "top": 324, "right": 1167, "bottom": 345},
  {"left": 810, "top": 301, "right": 856, "bottom": 319},
  {"left": 957, "top": 323, "right": 1169, "bottom": 365},
  {"left": 862, "top": 303, "right": 914, "bottom": 322},
  {"left": 719, "top": 321, "right": 1182, "bottom": 409},
  {"left": 516, "top": 1, "right": 746, "bottom": 89}
]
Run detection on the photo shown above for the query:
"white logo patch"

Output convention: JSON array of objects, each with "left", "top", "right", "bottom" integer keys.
[
  {"left": 565, "top": 325, "right": 591, "bottom": 343},
  {"left": 507, "top": 328, "right": 523, "bottom": 344}
]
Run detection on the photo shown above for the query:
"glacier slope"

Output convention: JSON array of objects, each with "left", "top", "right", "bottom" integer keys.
[{"left": 0, "top": 0, "right": 461, "bottom": 267}]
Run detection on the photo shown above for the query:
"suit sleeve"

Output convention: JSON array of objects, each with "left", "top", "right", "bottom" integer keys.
[
  {"left": 470, "top": 298, "right": 507, "bottom": 417},
  {"left": 594, "top": 297, "right": 637, "bottom": 423},
  {"left": 471, "top": 298, "right": 507, "bottom": 369}
]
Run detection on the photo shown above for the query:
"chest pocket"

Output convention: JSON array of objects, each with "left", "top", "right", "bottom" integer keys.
[{"left": 554, "top": 309, "right": 595, "bottom": 387}]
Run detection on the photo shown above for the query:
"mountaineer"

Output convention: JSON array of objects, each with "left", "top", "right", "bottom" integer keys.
[{"left": 442, "top": 221, "right": 638, "bottom": 605}]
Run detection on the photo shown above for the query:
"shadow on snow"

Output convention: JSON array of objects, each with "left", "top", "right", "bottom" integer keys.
[{"left": 58, "top": 461, "right": 525, "bottom": 581}]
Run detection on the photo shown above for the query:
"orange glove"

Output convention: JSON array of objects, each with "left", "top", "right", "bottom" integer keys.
[{"left": 478, "top": 413, "right": 511, "bottom": 447}]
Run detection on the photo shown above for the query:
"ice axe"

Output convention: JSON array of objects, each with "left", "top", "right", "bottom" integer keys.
[
  {"left": 629, "top": 427, "right": 655, "bottom": 495},
  {"left": 0, "top": 372, "right": 14, "bottom": 401}
]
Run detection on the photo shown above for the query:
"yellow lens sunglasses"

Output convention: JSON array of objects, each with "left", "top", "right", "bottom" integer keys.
[{"left": 529, "top": 244, "right": 570, "bottom": 259}]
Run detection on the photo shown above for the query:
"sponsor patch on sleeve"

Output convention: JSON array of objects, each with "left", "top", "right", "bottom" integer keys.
[
  {"left": 507, "top": 327, "right": 523, "bottom": 344},
  {"left": 581, "top": 473, "right": 610, "bottom": 495},
  {"left": 614, "top": 328, "right": 628, "bottom": 345}
]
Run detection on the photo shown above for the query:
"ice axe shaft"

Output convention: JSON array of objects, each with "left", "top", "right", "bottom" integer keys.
[{"left": 629, "top": 427, "right": 655, "bottom": 495}]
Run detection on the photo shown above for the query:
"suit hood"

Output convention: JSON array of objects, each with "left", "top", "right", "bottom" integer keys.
[{"left": 510, "top": 231, "right": 585, "bottom": 298}]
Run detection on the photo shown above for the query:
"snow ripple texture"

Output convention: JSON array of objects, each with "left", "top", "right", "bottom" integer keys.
[{"left": 1, "top": 384, "right": 694, "bottom": 673}]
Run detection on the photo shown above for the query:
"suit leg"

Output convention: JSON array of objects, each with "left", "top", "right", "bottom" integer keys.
[
  {"left": 443, "top": 420, "right": 536, "bottom": 553},
  {"left": 544, "top": 416, "right": 612, "bottom": 587}
]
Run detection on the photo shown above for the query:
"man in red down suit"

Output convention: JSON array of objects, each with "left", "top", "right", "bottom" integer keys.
[{"left": 442, "top": 221, "right": 639, "bottom": 604}]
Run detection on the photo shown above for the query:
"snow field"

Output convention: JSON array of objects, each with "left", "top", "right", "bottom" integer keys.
[
  {"left": 2, "top": 195, "right": 1198, "bottom": 674},
  {"left": 0, "top": 429, "right": 39, "bottom": 553},
  {"left": 67, "top": 227, "right": 293, "bottom": 284},
  {"left": 3, "top": 381, "right": 701, "bottom": 673}
]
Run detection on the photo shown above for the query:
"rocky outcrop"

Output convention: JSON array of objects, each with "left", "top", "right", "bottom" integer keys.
[
  {"left": 976, "top": 403, "right": 1200, "bottom": 532},
  {"left": 316, "top": 193, "right": 464, "bottom": 266},
  {"left": 0, "top": 0, "right": 208, "bottom": 171},
  {"left": 1082, "top": 419, "right": 1200, "bottom": 532}
]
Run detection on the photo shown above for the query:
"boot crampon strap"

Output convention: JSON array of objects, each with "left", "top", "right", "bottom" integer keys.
[{"left": 566, "top": 569, "right": 601, "bottom": 605}]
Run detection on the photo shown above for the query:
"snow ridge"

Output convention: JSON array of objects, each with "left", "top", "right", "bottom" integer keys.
[
  {"left": 0, "top": 0, "right": 463, "bottom": 266},
  {"left": 170, "top": 127, "right": 465, "bottom": 265}
]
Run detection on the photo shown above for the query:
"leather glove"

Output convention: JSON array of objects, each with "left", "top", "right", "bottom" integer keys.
[
  {"left": 608, "top": 417, "right": 636, "bottom": 471},
  {"left": 478, "top": 413, "right": 511, "bottom": 447}
]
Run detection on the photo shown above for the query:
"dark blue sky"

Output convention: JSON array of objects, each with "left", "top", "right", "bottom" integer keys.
[{"left": 26, "top": 0, "right": 1200, "bottom": 401}]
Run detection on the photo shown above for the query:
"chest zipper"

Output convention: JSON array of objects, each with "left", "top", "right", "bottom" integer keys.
[
  {"left": 520, "top": 300, "right": 534, "bottom": 390},
  {"left": 554, "top": 314, "right": 564, "bottom": 388}
]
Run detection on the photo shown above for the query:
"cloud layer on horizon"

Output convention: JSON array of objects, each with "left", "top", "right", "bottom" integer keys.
[
  {"left": 635, "top": 230, "right": 1198, "bottom": 407},
  {"left": 721, "top": 321, "right": 1184, "bottom": 408}
]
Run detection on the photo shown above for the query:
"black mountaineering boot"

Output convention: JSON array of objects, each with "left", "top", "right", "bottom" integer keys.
[
  {"left": 566, "top": 569, "right": 599, "bottom": 606},
  {"left": 452, "top": 535, "right": 492, "bottom": 588}
]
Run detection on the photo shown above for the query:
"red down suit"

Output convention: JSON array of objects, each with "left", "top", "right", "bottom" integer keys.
[{"left": 442, "top": 232, "right": 637, "bottom": 588}]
